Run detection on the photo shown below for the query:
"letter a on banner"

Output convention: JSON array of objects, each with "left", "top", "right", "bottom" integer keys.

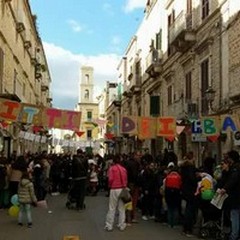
[{"left": 121, "top": 116, "right": 137, "bottom": 135}]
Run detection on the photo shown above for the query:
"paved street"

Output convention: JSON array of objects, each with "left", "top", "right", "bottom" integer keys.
[{"left": 0, "top": 193, "right": 199, "bottom": 240}]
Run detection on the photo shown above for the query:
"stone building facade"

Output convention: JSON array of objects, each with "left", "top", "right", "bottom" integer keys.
[
  {"left": 108, "top": 0, "right": 240, "bottom": 163},
  {"left": 0, "top": 0, "right": 51, "bottom": 156}
]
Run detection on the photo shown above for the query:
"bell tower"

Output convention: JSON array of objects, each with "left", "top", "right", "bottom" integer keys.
[{"left": 80, "top": 66, "right": 94, "bottom": 103}]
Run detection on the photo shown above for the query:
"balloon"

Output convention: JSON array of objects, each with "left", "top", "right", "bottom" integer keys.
[
  {"left": 201, "top": 189, "right": 215, "bottom": 200},
  {"left": 8, "top": 205, "right": 20, "bottom": 217},
  {"left": 11, "top": 194, "right": 19, "bottom": 206}
]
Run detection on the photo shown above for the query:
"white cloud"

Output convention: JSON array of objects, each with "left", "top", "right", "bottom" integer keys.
[
  {"left": 43, "top": 42, "right": 120, "bottom": 110},
  {"left": 124, "top": 0, "right": 146, "bottom": 13},
  {"left": 67, "top": 19, "right": 83, "bottom": 32}
]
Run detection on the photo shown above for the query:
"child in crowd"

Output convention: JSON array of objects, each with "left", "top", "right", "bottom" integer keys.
[
  {"left": 125, "top": 199, "right": 133, "bottom": 226},
  {"left": 89, "top": 163, "right": 99, "bottom": 196},
  {"left": 18, "top": 171, "right": 37, "bottom": 228}
]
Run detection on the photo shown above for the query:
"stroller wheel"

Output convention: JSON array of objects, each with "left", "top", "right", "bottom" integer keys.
[
  {"left": 216, "top": 232, "right": 225, "bottom": 240},
  {"left": 66, "top": 201, "right": 71, "bottom": 209},
  {"left": 200, "top": 228, "right": 209, "bottom": 239}
]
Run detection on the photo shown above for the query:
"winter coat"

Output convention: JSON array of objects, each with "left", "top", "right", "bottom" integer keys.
[
  {"left": 18, "top": 178, "right": 37, "bottom": 204},
  {"left": 223, "top": 164, "right": 240, "bottom": 209},
  {"left": 108, "top": 164, "right": 127, "bottom": 189},
  {"left": 72, "top": 156, "right": 88, "bottom": 179},
  {"left": 180, "top": 160, "right": 198, "bottom": 202}
]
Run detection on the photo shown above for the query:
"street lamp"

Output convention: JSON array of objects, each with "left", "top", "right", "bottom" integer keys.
[{"left": 205, "top": 87, "right": 216, "bottom": 112}]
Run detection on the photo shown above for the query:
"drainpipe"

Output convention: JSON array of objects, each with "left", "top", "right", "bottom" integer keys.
[{"left": 218, "top": 15, "right": 223, "bottom": 160}]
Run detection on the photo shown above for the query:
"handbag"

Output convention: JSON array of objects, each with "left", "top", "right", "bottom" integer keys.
[
  {"left": 117, "top": 166, "right": 131, "bottom": 203},
  {"left": 119, "top": 187, "right": 131, "bottom": 203}
]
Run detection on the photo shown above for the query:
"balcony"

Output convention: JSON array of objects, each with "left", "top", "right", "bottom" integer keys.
[
  {"left": 24, "top": 40, "right": 32, "bottom": 50},
  {"left": 41, "top": 84, "right": 49, "bottom": 91},
  {"left": 169, "top": 11, "right": 196, "bottom": 51},
  {"left": 16, "top": 22, "right": 25, "bottom": 33},
  {"left": 129, "top": 74, "right": 141, "bottom": 93},
  {"left": 35, "top": 72, "right": 42, "bottom": 80},
  {"left": 145, "top": 49, "right": 163, "bottom": 77}
]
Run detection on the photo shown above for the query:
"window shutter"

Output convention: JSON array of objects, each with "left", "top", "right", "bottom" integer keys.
[
  {"left": 150, "top": 95, "right": 160, "bottom": 116},
  {"left": 0, "top": 48, "right": 4, "bottom": 93},
  {"left": 156, "top": 29, "right": 162, "bottom": 50}
]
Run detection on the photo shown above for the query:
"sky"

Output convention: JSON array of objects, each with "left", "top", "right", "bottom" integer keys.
[{"left": 30, "top": 0, "right": 147, "bottom": 110}]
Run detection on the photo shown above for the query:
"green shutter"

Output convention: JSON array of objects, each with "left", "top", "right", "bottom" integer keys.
[{"left": 150, "top": 96, "right": 160, "bottom": 116}]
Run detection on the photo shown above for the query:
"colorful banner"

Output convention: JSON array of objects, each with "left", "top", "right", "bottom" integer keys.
[
  {"left": 138, "top": 117, "right": 156, "bottom": 139},
  {"left": 0, "top": 98, "right": 81, "bottom": 131},
  {"left": 121, "top": 116, "right": 137, "bottom": 135},
  {"left": 157, "top": 117, "right": 176, "bottom": 137}
]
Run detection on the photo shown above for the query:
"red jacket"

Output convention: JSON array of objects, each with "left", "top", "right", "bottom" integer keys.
[{"left": 108, "top": 164, "right": 127, "bottom": 189}]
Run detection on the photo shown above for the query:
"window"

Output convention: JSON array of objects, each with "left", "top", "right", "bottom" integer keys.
[
  {"left": 87, "top": 111, "right": 92, "bottom": 121},
  {"left": 187, "top": 0, "right": 192, "bottom": 14},
  {"left": 13, "top": 69, "right": 18, "bottom": 93},
  {"left": 185, "top": 72, "right": 192, "bottom": 101},
  {"left": 201, "top": 58, "right": 209, "bottom": 114},
  {"left": 85, "top": 74, "right": 89, "bottom": 84},
  {"left": 84, "top": 89, "right": 89, "bottom": 99},
  {"left": 22, "top": 82, "right": 26, "bottom": 96},
  {"left": 168, "top": 9, "right": 175, "bottom": 27},
  {"left": 167, "top": 85, "right": 173, "bottom": 105},
  {"left": 202, "top": 0, "right": 209, "bottom": 20},
  {"left": 150, "top": 95, "right": 160, "bottom": 116},
  {"left": 87, "top": 130, "right": 92, "bottom": 139},
  {"left": 156, "top": 29, "right": 162, "bottom": 50}
]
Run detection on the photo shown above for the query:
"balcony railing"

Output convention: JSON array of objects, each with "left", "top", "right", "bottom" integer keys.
[
  {"left": 146, "top": 49, "right": 163, "bottom": 69},
  {"left": 145, "top": 49, "right": 163, "bottom": 77},
  {"left": 169, "top": 11, "right": 195, "bottom": 47}
]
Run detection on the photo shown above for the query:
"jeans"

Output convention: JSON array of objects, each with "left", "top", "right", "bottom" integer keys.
[
  {"left": 18, "top": 203, "right": 32, "bottom": 224},
  {"left": 183, "top": 199, "right": 198, "bottom": 233},
  {"left": 74, "top": 179, "right": 87, "bottom": 209},
  {"left": 229, "top": 208, "right": 240, "bottom": 240}
]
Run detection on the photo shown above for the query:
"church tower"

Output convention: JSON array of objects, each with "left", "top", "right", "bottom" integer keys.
[
  {"left": 80, "top": 66, "right": 94, "bottom": 103},
  {"left": 76, "top": 66, "right": 99, "bottom": 150}
]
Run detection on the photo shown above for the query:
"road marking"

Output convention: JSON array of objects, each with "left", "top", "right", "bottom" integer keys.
[{"left": 63, "top": 236, "right": 80, "bottom": 240}]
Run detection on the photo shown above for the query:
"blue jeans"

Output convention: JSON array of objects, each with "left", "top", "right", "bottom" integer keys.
[
  {"left": 229, "top": 208, "right": 240, "bottom": 240},
  {"left": 18, "top": 203, "right": 32, "bottom": 224}
]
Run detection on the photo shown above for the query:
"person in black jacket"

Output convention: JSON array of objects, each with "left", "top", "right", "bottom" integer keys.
[
  {"left": 124, "top": 152, "right": 142, "bottom": 223},
  {"left": 71, "top": 149, "right": 88, "bottom": 210},
  {"left": 218, "top": 150, "right": 240, "bottom": 240},
  {"left": 179, "top": 155, "right": 198, "bottom": 237}
]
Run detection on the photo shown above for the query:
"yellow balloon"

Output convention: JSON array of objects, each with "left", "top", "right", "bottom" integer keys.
[{"left": 8, "top": 206, "right": 20, "bottom": 217}]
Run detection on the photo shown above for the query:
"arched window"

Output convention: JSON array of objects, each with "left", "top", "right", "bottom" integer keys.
[
  {"left": 84, "top": 89, "right": 89, "bottom": 99},
  {"left": 85, "top": 74, "right": 89, "bottom": 84}
]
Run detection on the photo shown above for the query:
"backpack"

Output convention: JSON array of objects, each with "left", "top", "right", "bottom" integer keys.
[{"left": 165, "top": 171, "right": 181, "bottom": 189}]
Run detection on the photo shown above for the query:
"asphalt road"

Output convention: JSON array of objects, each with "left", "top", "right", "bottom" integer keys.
[{"left": 0, "top": 192, "right": 199, "bottom": 240}]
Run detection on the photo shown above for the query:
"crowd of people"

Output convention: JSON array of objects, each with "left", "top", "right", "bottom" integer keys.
[
  {"left": 0, "top": 148, "right": 240, "bottom": 239},
  {"left": 104, "top": 149, "right": 240, "bottom": 240}
]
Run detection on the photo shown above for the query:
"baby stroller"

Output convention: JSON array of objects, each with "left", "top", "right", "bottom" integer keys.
[
  {"left": 65, "top": 180, "right": 78, "bottom": 209},
  {"left": 199, "top": 198, "right": 225, "bottom": 239},
  {"left": 65, "top": 180, "right": 86, "bottom": 210}
]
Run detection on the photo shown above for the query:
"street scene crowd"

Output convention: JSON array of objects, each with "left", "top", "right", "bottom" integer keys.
[{"left": 0, "top": 148, "right": 240, "bottom": 239}]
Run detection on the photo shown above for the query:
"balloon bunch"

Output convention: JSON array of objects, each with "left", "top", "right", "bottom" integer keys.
[{"left": 8, "top": 194, "right": 20, "bottom": 217}]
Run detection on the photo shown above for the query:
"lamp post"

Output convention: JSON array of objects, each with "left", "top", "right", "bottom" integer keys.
[
  {"left": 205, "top": 87, "right": 216, "bottom": 112},
  {"left": 204, "top": 86, "right": 223, "bottom": 162}
]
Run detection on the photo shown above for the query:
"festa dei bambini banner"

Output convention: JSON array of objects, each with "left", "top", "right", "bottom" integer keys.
[
  {"left": 0, "top": 97, "right": 81, "bottom": 131},
  {"left": 120, "top": 115, "right": 240, "bottom": 139}
]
